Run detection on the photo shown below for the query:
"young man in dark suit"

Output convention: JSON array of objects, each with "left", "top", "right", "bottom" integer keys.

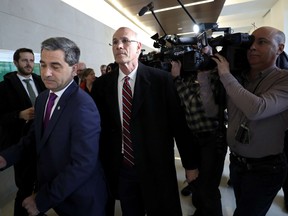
[
  {"left": 0, "top": 37, "right": 107, "bottom": 216},
  {"left": 0, "top": 48, "right": 46, "bottom": 216},
  {"left": 92, "top": 27, "right": 197, "bottom": 216}
]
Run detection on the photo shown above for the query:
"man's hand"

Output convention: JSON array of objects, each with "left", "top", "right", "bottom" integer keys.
[
  {"left": 19, "top": 107, "right": 35, "bottom": 121},
  {"left": 185, "top": 168, "right": 199, "bottom": 183},
  {"left": 171, "top": 60, "right": 182, "bottom": 78},
  {"left": 0, "top": 156, "right": 7, "bottom": 169},
  {"left": 211, "top": 53, "right": 230, "bottom": 76},
  {"left": 22, "top": 194, "right": 40, "bottom": 216}
]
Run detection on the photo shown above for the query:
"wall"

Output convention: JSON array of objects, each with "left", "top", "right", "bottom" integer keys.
[
  {"left": 263, "top": 0, "right": 288, "bottom": 52},
  {"left": 0, "top": 0, "right": 155, "bottom": 77},
  {"left": 0, "top": 0, "right": 157, "bottom": 212}
]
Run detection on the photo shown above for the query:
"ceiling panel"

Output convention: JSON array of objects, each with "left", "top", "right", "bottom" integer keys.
[
  {"left": 104, "top": 0, "right": 279, "bottom": 43},
  {"left": 105, "top": 0, "right": 225, "bottom": 37}
]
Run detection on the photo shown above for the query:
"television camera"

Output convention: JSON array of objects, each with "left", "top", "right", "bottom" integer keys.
[{"left": 140, "top": 25, "right": 255, "bottom": 75}]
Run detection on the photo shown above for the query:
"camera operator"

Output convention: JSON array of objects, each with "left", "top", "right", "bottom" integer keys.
[
  {"left": 199, "top": 26, "right": 288, "bottom": 216},
  {"left": 171, "top": 44, "right": 227, "bottom": 216}
]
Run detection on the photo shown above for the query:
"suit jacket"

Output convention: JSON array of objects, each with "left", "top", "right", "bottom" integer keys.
[
  {"left": 0, "top": 71, "right": 46, "bottom": 191},
  {"left": 2, "top": 81, "right": 107, "bottom": 216},
  {"left": 73, "top": 75, "right": 80, "bottom": 85},
  {"left": 92, "top": 62, "right": 196, "bottom": 215},
  {"left": 0, "top": 71, "right": 46, "bottom": 150}
]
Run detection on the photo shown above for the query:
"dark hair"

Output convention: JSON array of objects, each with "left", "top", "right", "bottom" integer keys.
[
  {"left": 106, "top": 62, "right": 118, "bottom": 73},
  {"left": 13, "top": 48, "right": 34, "bottom": 62},
  {"left": 41, "top": 37, "right": 80, "bottom": 66}
]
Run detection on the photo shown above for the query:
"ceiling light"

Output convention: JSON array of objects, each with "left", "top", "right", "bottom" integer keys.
[
  {"left": 145, "top": 0, "right": 214, "bottom": 15},
  {"left": 193, "top": 24, "right": 200, "bottom": 33}
]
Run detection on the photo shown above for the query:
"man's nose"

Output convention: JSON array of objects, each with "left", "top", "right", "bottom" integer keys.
[{"left": 42, "top": 67, "right": 52, "bottom": 76}]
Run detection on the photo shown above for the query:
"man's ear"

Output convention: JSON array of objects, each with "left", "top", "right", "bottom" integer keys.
[
  {"left": 277, "top": 43, "right": 285, "bottom": 55},
  {"left": 72, "top": 64, "right": 78, "bottom": 76},
  {"left": 13, "top": 60, "right": 19, "bottom": 67},
  {"left": 137, "top": 42, "right": 142, "bottom": 54}
]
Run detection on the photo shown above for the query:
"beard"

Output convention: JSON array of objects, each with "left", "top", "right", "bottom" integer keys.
[{"left": 17, "top": 65, "right": 33, "bottom": 76}]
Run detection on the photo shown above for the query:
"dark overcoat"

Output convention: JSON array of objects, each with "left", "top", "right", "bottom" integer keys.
[{"left": 93, "top": 62, "right": 196, "bottom": 215}]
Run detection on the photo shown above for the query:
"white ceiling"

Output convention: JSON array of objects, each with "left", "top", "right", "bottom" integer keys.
[{"left": 218, "top": 0, "right": 279, "bottom": 34}]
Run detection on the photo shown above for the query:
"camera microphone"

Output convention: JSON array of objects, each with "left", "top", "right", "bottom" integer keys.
[
  {"left": 138, "top": 2, "right": 153, "bottom": 16},
  {"left": 138, "top": 6, "right": 149, "bottom": 16}
]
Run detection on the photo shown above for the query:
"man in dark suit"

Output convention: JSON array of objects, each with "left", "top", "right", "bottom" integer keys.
[
  {"left": 0, "top": 37, "right": 107, "bottom": 216},
  {"left": 73, "top": 61, "right": 86, "bottom": 85},
  {"left": 92, "top": 27, "right": 197, "bottom": 216},
  {"left": 0, "top": 48, "right": 46, "bottom": 216}
]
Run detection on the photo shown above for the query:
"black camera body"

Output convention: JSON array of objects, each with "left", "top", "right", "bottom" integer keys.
[
  {"left": 206, "top": 32, "right": 254, "bottom": 74},
  {"left": 140, "top": 25, "right": 254, "bottom": 75},
  {"left": 163, "top": 45, "right": 205, "bottom": 72}
]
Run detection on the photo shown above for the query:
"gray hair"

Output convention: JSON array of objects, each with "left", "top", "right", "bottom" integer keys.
[{"left": 41, "top": 37, "right": 80, "bottom": 66}]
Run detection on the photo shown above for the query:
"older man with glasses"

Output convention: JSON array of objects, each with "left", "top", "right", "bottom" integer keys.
[{"left": 92, "top": 26, "right": 197, "bottom": 216}]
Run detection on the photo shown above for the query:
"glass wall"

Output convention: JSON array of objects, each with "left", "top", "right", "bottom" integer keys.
[{"left": 0, "top": 49, "right": 40, "bottom": 81}]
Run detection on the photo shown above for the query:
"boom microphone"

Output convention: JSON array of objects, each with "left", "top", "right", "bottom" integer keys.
[
  {"left": 138, "top": 6, "right": 149, "bottom": 16},
  {"left": 138, "top": 2, "right": 153, "bottom": 16}
]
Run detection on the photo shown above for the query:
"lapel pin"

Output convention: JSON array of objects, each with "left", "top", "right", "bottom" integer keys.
[{"left": 57, "top": 106, "right": 60, "bottom": 110}]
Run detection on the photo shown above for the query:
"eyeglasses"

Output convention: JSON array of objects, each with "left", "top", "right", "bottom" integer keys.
[{"left": 109, "top": 38, "right": 138, "bottom": 46}]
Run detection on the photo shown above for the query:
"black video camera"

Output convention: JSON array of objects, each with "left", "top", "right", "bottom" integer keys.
[
  {"left": 140, "top": 25, "right": 255, "bottom": 76},
  {"left": 204, "top": 32, "right": 255, "bottom": 74},
  {"left": 165, "top": 29, "right": 254, "bottom": 75}
]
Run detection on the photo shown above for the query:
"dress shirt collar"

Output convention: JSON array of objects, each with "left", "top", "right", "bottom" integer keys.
[
  {"left": 49, "top": 79, "right": 74, "bottom": 99},
  {"left": 17, "top": 73, "right": 33, "bottom": 82},
  {"left": 118, "top": 66, "right": 138, "bottom": 83}
]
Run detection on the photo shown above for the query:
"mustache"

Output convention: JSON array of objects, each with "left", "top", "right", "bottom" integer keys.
[
  {"left": 116, "top": 51, "right": 126, "bottom": 55},
  {"left": 43, "top": 77, "right": 53, "bottom": 81}
]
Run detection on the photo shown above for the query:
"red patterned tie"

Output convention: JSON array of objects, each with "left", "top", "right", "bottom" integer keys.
[{"left": 122, "top": 76, "right": 134, "bottom": 166}]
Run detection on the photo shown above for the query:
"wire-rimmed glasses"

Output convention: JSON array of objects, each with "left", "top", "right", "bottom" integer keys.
[{"left": 109, "top": 38, "right": 138, "bottom": 46}]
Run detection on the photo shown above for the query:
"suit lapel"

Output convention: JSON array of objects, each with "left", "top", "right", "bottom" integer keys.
[
  {"left": 35, "top": 90, "right": 49, "bottom": 154},
  {"left": 10, "top": 72, "right": 33, "bottom": 105},
  {"left": 105, "top": 71, "right": 122, "bottom": 128},
  {"left": 132, "top": 63, "right": 150, "bottom": 118},
  {"left": 38, "top": 82, "right": 78, "bottom": 153},
  {"left": 32, "top": 73, "right": 46, "bottom": 93}
]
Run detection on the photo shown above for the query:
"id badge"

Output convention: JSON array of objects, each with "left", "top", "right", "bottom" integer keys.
[{"left": 235, "top": 123, "right": 250, "bottom": 144}]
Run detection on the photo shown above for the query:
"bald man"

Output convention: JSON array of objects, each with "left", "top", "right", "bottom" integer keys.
[
  {"left": 199, "top": 26, "right": 288, "bottom": 215},
  {"left": 92, "top": 27, "right": 196, "bottom": 216}
]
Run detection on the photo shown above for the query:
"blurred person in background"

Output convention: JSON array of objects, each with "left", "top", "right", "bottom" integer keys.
[
  {"left": 74, "top": 61, "right": 86, "bottom": 85},
  {"left": 80, "top": 68, "right": 96, "bottom": 96},
  {"left": 100, "top": 64, "right": 107, "bottom": 76}
]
